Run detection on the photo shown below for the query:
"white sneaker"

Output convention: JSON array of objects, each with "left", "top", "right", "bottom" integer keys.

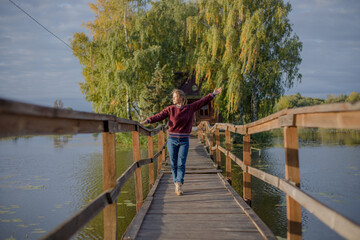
[
  {"left": 175, "top": 182, "right": 183, "bottom": 196},
  {"left": 174, "top": 182, "right": 179, "bottom": 193}
]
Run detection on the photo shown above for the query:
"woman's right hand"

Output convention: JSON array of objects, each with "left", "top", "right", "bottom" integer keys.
[{"left": 140, "top": 120, "right": 148, "bottom": 125}]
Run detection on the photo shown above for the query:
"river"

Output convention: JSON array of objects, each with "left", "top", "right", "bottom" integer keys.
[{"left": 0, "top": 129, "right": 359, "bottom": 239}]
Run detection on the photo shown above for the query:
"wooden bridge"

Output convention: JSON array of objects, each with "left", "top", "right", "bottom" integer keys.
[{"left": 1, "top": 98, "right": 360, "bottom": 240}]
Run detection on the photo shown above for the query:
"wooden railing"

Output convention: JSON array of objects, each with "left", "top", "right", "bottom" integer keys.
[
  {"left": 0, "top": 98, "right": 168, "bottom": 240},
  {"left": 197, "top": 101, "right": 360, "bottom": 240}
]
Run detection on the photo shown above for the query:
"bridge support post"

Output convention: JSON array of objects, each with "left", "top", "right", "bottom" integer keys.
[
  {"left": 158, "top": 130, "right": 165, "bottom": 172},
  {"left": 132, "top": 131, "right": 143, "bottom": 212},
  {"left": 215, "top": 127, "right": 221, "bottom": 169},
  {"left": 284, "top": 126, "right": 302, "bottom": 240},
  {"left": 210, "top": 130, "right": 214, "bottom": 158},
  {"left": 148, "top": 136, "right": 154, "bottom": 190},
  {"left": 225, "top": 128, "right": 231, "bottom": 185},
  {"left": 102, "top": 132, "right": 117, "bottom": 240},
  {"left": 243, "top": 134, "right": 251, "bottom": 206}
]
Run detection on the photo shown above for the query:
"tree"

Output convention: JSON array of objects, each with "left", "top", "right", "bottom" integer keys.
[
  {"left": 71, "top": 0, "right": 197, "bottom": 120},
  {"left": 187, "top": 0, "right": 302, "bottom": 122},
  {"left": 139, "top": 63, "right": 172, "bottom": 118},
  {"left": 346, "top": 92, "right": 360, "bottom": 103}
]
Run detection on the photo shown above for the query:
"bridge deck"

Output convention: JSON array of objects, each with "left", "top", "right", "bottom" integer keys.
[{"left": 123, "top": 137, "right": 276, "bottom": 240}]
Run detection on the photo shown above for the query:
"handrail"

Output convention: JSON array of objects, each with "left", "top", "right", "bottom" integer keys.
[
  {"left": 0, "top": 98, "right": 169, "bottom": 239},
  {"left": 196, "top": 101, "right": 360, "bottom": 240},
  {"left": 42, "top": 143, "right": 167, "bottom": 240},
  {"left": 0, "top": 97, "right": 166, "bottom": 137}
]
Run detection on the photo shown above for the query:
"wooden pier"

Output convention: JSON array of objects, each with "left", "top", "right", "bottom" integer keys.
[{"left": 123, "top": 137, "right": 275, "bottom": 239}]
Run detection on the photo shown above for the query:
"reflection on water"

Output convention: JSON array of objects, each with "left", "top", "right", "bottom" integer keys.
[
  {"left": 0, "top": 129, "right": 359, "bottom": 239},
  {"left": 0, "top": 134, "right": 155, "bottom": 240}
]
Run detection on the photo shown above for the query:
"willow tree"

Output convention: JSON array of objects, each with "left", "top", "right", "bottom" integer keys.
[
  {"left": 187, "top": 0, "right": 302, "bottom": 122},
  {"left": 71, "top": 0, "right": 197, "bottom": 120}
]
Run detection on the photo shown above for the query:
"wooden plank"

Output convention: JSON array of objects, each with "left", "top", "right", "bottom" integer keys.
[
  {"left": 0, "top": 113, "right": 104, "bottom": 137},
  {"left": 247, "top": 118, "right": 279, "bottom": 135},
  {"left": 132, "top": 131, "right": 143, "bottom": 212},
  {"left": 217, "top": 173, "right": 277, "bottom": 240},
  {"left": 41, "top": 193, "right": 109, "bottom": 240},
  {"left": 158, "top": 131, "right": 164, "bottom": 172},
  {"left": 287, "top": 101, "right": 360, "bottom": 115},
  {"left": 0, "top": 98, "right": 113, "bottom": 121},
  {"left": 122, "top": 172, "right": 164, "bottom": 240},
  {"left": 243, "top": 134, "right": 251, "bottom": 206},
  {"left": 284, "top": 127, "right": 302, "bottom": 240},
  {"left": 295, "top": 111, "right": 360, "bottom": 129},
  {"left": 136, "top": 229, "right": 264, "bottom": 240},
  {"left": 110, "top": 162, "right": 137, "bottom": 202},
  {"left": 148, "top": 136, "right": 154, "bottom": 190},
  {"left": 215, "top": 127, "right": 221, "bottom": 168},
  {"left": 102, "top": 133, "right": 117, "bottom": 240},
  {"left": 225, "top": 128, "right": 231, "bottom": 184}
]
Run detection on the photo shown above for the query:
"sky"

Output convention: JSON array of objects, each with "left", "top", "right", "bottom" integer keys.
[{"left": 0, "top": 0, "right": 359, "bottom": 112}]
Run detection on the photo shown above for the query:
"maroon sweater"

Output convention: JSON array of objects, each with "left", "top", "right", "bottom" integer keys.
[{"left": 147, "top": 93, "right": 215, "bottom": 138}]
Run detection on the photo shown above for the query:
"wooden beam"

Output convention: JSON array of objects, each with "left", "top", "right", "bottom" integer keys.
[
  {"left": 40, "top": 193, "right": 109, "bottom": 240},
  {"left": 0, "top": 113, "right": 104, "bottom": 137},
  {"left": 102, "top": 132, "right": 117, "bottom": 240},
  {"left": 148, "top": 136, "right": 154, "bottom": 190},
  {"left": 225, "top": 128, "right": 231, "bottom": 184},
  {"left": 158, "top": 131, "right": 165, "bottom": 172},
  {"left": 215, "top": 127, "right": 221, "bottom": 169},
  {"left": 245, "top": 164, "right": 360, "bottom": 240},
  {"left": 243, "top": 134, "right": 251, "bottom": 206},
  {"left": 295, "top": 111, "right": 360, "bottom": 129},
  {"left": 132, "top": 131, "right": 143, "bottom": 212},
  {"left": 284, "top": 127, "right": 302, "bottom": 240},
  {"left": 210, "top": 130, "right": 214, "bottom": 158},
  {"left": 247, "top": 118, "right": 279, "bottom": 135}
]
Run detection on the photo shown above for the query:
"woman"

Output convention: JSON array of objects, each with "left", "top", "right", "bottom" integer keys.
[{"left": 140, "top": 87, "right": 222, "bottom": 196}]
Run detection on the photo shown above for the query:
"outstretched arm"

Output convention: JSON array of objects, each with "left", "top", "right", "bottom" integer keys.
[
  {"left": 190, "top": 87, "right": 222, "bottom": 112},
  {"left": 140, "top": 107, "right": 170, "bottom": 125}
]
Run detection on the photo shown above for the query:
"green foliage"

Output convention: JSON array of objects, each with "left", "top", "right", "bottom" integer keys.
[
  {"left": 139, "top": 63, "right": 172, "bottom": 118},
  {"left": 325, "top": 92, "right": 360, "bottom": 104},
  {"left": 273, "top": 92, "right": 360, "bottom": 112},
  {"left": 187, "top": 0, "right": 302, "bottom": 122},
  {"left": 273, "top": 93, "right": 324, "bottom": 112}
]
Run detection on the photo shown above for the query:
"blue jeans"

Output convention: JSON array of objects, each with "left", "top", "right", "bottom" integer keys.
[{"left": 167, "top": 137, "right": 189, "bottom": 184}]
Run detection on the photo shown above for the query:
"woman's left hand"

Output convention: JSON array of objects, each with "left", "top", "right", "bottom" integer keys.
[{"left": 213, "top": 87, "right": 222, "bottom": 95}]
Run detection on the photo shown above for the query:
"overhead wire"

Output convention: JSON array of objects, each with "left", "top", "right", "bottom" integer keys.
[{"left": 8, "top": 0, "right": 91, "bottom": 63}]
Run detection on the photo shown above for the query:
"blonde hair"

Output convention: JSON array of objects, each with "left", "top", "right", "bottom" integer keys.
[{"left": 172, "top": 89, "right": 187, "bottom": 105}]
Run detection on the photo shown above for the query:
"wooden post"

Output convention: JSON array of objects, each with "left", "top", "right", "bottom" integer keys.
[
  {"left": 225, "top": 128, "right": 231, "bottom": 185},
  {"left": 148, "top": 136, "right": 154, "bottom": 190},
  {"left": 215, "top": 127, "right": 221, "bottom": 169},
  {"left": 158, "top": 130, "right": 165, "bottom": 172},
  {"left": 132, "top": 131, "right": 143, "bottom": 212},
  {"left": 210, "top": 130, "right": 214, "bottom": 158},
  {"left": 102, "top": 132, "right": 117, "bottom": 240},
  {"left": 284, "top": 127, "right": 302, "bottom": 240},
  {"left": 243, "top": 134, "right": 251, "bottom": 206}
]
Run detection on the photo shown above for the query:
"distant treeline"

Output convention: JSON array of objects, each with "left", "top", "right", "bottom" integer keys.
[{"left": 273, "top": 92, "right": 360, "bottom": 112}]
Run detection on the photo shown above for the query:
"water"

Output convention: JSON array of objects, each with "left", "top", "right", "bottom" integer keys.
[
  {"left": 227, "top": 129, "right": 360, "bottom": 239},
  {"left": 0, "top": 134, "right": 155, "bottom": 240},
  {"left": 0, "top": 130, "right": 359, "bottom": 239}
]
